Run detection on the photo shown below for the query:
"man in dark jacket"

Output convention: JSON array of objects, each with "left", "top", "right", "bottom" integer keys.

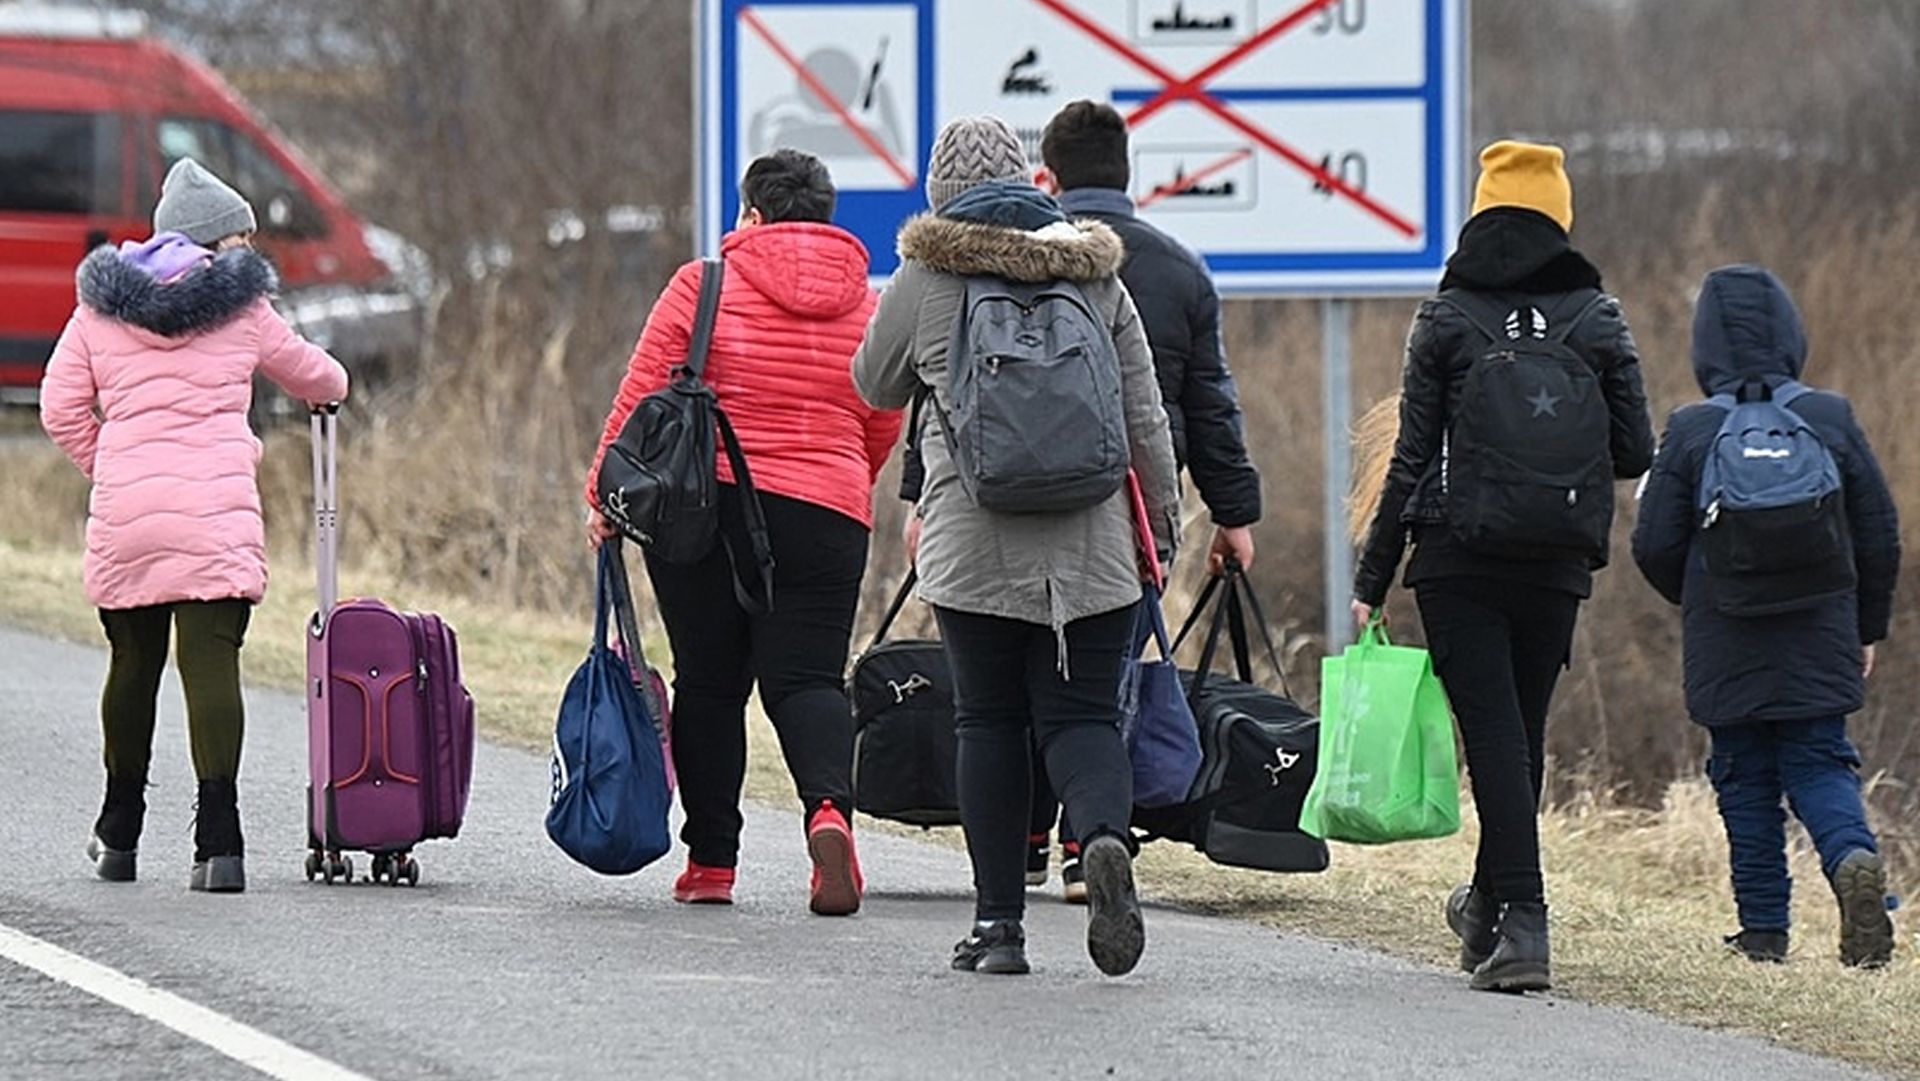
[
  {"left": 1632, "top": 265, "right": 1899, "bottom": 969},
  {"left": 1040, "top": 100, "right": 1263, "bottom": 567},
  {"left": 1350, "top": 141, "right": 1656, "bottom": 992},
  {"left": 1012, "top": 99, "right": 1263, "bottom": 901}
]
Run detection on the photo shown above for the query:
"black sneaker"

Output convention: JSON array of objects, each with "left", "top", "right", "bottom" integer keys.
[
  {"left": 1723, "top": 929, "right": 1789, "bottom": 964},
  {"left": 1082, "top": 834, "right": 1144, "bottom": 976},
  {"left": 1025, "top": 833, "right": 1051, "bottom": 887},
  {"left": 1061, "top": 852, "right": 1087, "bottom": 905},
  {"left": 952, "top": 920, "right": 1030, "bottom": 975},
  {"left": 1832, "top": 849, "right": 1895, "bottom": 969}
]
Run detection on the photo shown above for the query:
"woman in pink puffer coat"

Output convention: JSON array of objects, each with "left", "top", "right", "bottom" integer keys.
[{"left": 40, "top": 158, "right": 348, "bottom": 894}]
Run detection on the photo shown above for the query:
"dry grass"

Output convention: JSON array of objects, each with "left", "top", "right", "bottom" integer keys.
[{"left": 2, "top": 530, "right": 1912, "bottom": 1076}]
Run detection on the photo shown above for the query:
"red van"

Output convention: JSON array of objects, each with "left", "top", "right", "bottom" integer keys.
[{"left": 0, "top": 4, "right": 418, "bottom": 399}]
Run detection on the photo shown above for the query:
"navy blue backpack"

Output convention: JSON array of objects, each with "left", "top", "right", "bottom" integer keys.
[
  {"left": 1697, "top": 380, "right": 1856, "bottom": 616},
  {"left": 546, "top": 543, "right": 673, "bottom": 875}
]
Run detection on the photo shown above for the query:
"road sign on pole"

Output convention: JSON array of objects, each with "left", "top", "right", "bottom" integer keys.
[
  {"left": 700, "top": 0, "right": 1466, "bottom": 295},
  {"left": 698, "top": 0, "right": 1467, "bottom": 655}
]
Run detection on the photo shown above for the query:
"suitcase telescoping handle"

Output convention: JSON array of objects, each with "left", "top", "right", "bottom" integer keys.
[{"left": 309, "top": 404, "right": 341, "bottom": 626}]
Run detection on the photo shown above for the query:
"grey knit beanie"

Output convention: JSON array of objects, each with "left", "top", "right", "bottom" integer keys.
[
  {"left": 926, "top": 116, "right": 1029, "bottom": 210},
  {"left": 153, "top": 158, "right": 256, "bottom": 246}
]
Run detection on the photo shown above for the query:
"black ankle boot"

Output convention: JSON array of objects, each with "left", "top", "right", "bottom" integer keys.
[
  {"left": 87, "top": 775, "right": 145, "bottom": 882},
  {"left": 1471, "top": 901, "right": 1551, "bottom": 993},
  {"left": 1446, "top": 883, "right": 1497, "bottom": 972},
  {"left": 190, "top": 778, "right": 246, "bottom": 893}
]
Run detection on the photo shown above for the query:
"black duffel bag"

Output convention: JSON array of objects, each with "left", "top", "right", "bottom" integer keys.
[
  {"left": 847, "top": 570, "right": 959, "bottom": 827},
  {"left": 1132, "top": 564, "right": 1329, "bottom": 874}
]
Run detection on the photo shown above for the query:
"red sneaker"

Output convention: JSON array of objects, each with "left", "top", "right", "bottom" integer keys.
[
  {"left": 672, "top": 861, "right": 735, "bottom": 905},
  {"left": 807, "top": 800, "right": 864, "bottom": 916}
]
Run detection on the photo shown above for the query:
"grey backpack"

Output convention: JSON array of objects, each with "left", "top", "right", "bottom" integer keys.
[{"left": 932, "top": 275, "right": 1128, "bottom": 513}]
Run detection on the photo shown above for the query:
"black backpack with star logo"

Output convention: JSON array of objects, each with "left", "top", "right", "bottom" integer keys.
[{"left": 1438, "top": 288, "right": 1614, "bottom": 562}]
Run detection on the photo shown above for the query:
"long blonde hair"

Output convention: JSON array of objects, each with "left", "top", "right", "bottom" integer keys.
[{"left": 1346, "top": 394, "right": 1403, "bottom": 543}]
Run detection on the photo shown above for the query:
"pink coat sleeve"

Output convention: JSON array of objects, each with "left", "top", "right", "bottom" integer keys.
[
  {"left": 254, "top": 300, "right": 349, "bottom": 405},
  {"left": 39, "top": 312, "right": 101, "bottom": 479},
  {"left": 584, "top": 262, "right": 701, "bottom": 508}
]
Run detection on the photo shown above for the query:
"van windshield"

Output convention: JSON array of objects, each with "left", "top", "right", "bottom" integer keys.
[{"left": 0, "top": 110, "right": 121, "bottom": 214}]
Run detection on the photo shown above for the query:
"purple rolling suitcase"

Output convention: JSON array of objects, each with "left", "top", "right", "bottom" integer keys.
[{"left": 305, "top": 407, "right": 475, "bottom": 886}]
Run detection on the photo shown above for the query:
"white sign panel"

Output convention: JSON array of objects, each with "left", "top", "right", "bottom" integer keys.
[{"left": 701, "top": 0, "right": 1466, "bottom": 295}]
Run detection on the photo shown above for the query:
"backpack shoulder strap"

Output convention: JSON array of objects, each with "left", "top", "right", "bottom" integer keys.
[
  {"left": 1544, "top": 290, "right": 1610, "bottom": 345},
  {"left": 681, "top": 256, "right": 726, "bottom": 379},
  {"left": 1771, "top": 380, "right": 1816, "bottom": 410},
  {"left": 1435, "top": 288, "right": 1509, "bottom": 346}
]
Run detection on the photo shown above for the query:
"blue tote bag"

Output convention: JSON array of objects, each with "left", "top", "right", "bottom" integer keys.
[
  {"left": 1121, "top": 585, "right": 1203, "bottom": 808},
  {"left": 546, "top": 543, "right": 673, "bottom": 875}
]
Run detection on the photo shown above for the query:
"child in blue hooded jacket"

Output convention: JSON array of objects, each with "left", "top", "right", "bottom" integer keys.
[{"left": 1632, "top": 265, "right": 1900, "bottom": 968}]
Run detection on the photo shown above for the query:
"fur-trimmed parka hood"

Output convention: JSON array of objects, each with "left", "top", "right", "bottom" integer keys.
[
  {"left": 897, "top": 214, "right": 1126, "bottom": 284},
  {"left": 77, "top": 245, "right": 277, "bottom": 340}
]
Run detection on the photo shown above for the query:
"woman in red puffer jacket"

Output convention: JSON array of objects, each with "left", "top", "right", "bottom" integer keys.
[{"left": 585, "top": 149, "right": 901, "bottom": 916}]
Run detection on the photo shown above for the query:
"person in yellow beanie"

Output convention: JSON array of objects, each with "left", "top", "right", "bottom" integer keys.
[{"left": 1346, "top": 140, "right": 1656, "bottom": 992}]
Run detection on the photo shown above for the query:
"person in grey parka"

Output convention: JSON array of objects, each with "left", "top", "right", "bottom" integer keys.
[{"left": 852, "top": 116, "right": 1180, "bottom": 978}]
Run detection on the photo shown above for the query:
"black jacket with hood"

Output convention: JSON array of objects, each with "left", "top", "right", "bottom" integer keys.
[
  {"left": 1353, "top": 208, "right": 1657, "bottom": 607},
  {"left": 1056, "top": 187, "right": 1262, "bottom": 528},
  {"left": 1631, "top": 265, "right": 1900, "bottom": 725}
]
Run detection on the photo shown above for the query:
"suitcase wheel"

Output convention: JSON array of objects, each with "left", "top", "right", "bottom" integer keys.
[
  {"left": 314, "top": 851, "right": 352, "bottom": 885},
  {"left": 371, "top": 852, "right": 421, "bottom": 888}
]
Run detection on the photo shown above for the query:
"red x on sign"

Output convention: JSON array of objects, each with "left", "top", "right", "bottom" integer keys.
[
  {"left": 739, "top": 5, "right": 918, "bottom": 188},
  {"left": 1032, "top": 0, "right": 1421, "bottom": 239}
]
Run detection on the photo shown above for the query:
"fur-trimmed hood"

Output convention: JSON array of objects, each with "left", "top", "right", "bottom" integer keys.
[
  {"left": 77, "top": 245, "right": 277, "bottom": 340},
  {"left": 897, "top": 214, "right": 1126, "bottom": 283}
]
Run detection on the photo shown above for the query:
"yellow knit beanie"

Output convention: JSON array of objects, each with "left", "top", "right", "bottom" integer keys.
[{"left": 1470, "top": 140, "right": 1573, "bottom": 232}]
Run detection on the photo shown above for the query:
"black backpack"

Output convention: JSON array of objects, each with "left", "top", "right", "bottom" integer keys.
[
  {"left": 596, "top": 258, "right": 774, "bottom": 610},
  {"left": 1440, "top": 289, "right": 1614, "bottom": 562}
]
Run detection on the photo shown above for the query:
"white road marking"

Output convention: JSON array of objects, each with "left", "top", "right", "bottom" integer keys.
[{"left": 0, "top": 921, "right": 378, "bottom": 1081}]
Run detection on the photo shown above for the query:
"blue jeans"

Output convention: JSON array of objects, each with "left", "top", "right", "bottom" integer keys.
[{"left": 1706, "top": 717, "right": 1879, "bottom": 932}]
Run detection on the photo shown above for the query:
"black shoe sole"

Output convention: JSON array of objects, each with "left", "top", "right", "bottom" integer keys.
[
  {"left": 1470, "top": 960, "right": 1551, "bottom": 993},
  {"left": 1083, "top": 837, "right": 1144, "bottom": 977},
  {"left": 956, "top": 946, "right": 1031, "bottom": 975},
  {"left": 87, "top": 835, "right": 136, "bottom": 882},
  {"left": 190, "top": 856, "right": 246, "bottom": 893},
  {"left": 1834, "top": 852, "right": 1894, "bottom": 969}
]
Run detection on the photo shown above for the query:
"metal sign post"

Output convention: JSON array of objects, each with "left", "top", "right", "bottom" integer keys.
[{"left": 1322, "top": 296, "right": 1353, "bottom": 652}]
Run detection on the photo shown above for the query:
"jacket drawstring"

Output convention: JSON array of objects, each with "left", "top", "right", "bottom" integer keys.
[{"left": 1047, "top": 576, "right": 1071, "bottom": 680}]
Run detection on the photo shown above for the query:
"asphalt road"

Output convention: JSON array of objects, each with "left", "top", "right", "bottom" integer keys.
[{"left": 0, "top": 624, "right": 1891, "bottom": 1081}]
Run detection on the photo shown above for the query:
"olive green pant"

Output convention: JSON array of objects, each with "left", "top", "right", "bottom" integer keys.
[{"left": 98, "top": 599, "right": 252, "bottom": 783}]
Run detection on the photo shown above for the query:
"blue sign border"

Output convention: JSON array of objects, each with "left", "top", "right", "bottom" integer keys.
[
  {"left": 701, "top": 0, "right": 1466, "bottom": 296},
  {"left": 703, "top": 0, "right": 936, "bottom": 279}
]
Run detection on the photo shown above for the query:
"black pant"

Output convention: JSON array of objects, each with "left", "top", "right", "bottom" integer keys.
[
  {"left": 99, "top": 600, "right": 252, "bottom": 783},
  {"left": 936, "top": 604, "right": 1136, "bottom": 922},
  {"left": 1029, "top": 595, "right": 1156, "bottom": 847},
  {"left": 647, "top": 489, "right": 868, "bottom": 869},
  {"left": 1414, "top": 578, "right": 1579, "bottom": 905}
]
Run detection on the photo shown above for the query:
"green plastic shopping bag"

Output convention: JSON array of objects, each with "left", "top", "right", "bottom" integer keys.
[{"left": 1300, "top": 618, "right": 1460, "bottom": 844}]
